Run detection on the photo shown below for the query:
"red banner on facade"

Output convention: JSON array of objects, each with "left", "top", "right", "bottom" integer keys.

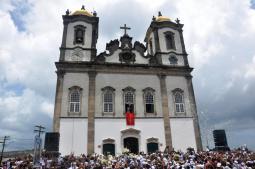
[{"left": 126, "top": 112, "right": 135, "bottom": 125}]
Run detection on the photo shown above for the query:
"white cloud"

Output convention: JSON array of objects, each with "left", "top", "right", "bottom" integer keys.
[
  {"left": 244, "top": 55, "right": 255, "bottom": 79},
  {"left": 40, "top": 101, "right": 54, "bottom": 118}
]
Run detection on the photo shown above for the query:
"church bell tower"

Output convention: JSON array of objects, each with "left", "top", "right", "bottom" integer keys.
[
  {"left": 53, "top": 6, "right": 98, "bottom": 132},
  {"left": 59, "top": 5, "right": 98, "bottom": 62},
  {"left": 144, "top": 12, "right": 189, "bottom": 66}
]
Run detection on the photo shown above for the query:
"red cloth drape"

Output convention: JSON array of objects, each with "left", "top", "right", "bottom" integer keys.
[{"left": 126, "top": 112, "right": 135, "bottom": 125}]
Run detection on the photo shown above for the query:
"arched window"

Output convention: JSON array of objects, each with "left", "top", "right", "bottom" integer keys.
[
  {"left": 172, "top": 88, "right": 185, "bottom": 113},
  {"left": 143, "top": 87, "right": 155, "bottom": 114},
  {"left": 123, "top": 87, "right": 136, "bottom": 113},
  {"left": 73, "top": 25, "right": 86, "bottom": 45},
  {"left": 165, "top": 31, "right": 175, "bottom": 50},
  {"left": 69, "top": 86, "right": 82, "bottom": 113},
  {"left": 102, "top": 86, "right": 115, "bottom": 114}
]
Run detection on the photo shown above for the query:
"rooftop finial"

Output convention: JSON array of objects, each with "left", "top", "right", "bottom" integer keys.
[
  {"left": 93, "top": 10, "right": 97, "bottom": 16},
  {"left": 66, "top": 9, "right": 70, "bottom": 15},
  {"left": 158, "top": 11, "right": 162, "bottom": 17},
  {"left": 175, "top": 18, "right": 180, "bottom": 24},
  {"left": 120, "top": 24, "right": 131, "bottom": 36},
  {"left": 81, "top": 5, "right": 85, "bottom": 10},
  {"left": 152, "top": 16, "right": 156, "bottom": 21}
]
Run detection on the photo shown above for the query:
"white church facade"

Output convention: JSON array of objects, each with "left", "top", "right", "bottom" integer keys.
[{"left": 53, "top": 6, "right": 202, "bottom": 156}]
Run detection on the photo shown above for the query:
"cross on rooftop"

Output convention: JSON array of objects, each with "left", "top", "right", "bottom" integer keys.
[{"left": 120, "top": 24, "right": 131, "bottom": 35}]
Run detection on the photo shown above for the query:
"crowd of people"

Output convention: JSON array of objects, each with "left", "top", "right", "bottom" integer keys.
[{"left": 1, "top": 148, "right": 255, "bottom": 169}]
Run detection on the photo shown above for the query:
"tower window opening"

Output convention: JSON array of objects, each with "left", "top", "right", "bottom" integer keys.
[
  {"left": 125, "top": 92, "right": 134, "bottom": 113},
  {"left": 165, "top": 32, "right": 175, "bottom": 50},
  {"left": 73, "top": 25, "right": 86, "bottom": 45}
]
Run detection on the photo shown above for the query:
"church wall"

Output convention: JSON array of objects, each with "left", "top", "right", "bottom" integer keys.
[
  {"left": 94, "top": 118, "right": 165, "bottom": 154},
  {"left": 95, "top": 73, "right": 162, "bottom": 117},
  {"left": 59, "top": 118, "right": 88, "bottom": 155},
  {"left": 64, "top": 49, "right": 91, "bottom": 62},
  {"left": 65, "top": 21, "right": 93, "bottom": 48},
  {"left": 132, "top": 50, "right": 149, "bottom": 64},
  {"left": 165, "top": 76, "right": 192, "bottom": 117},
  {"left": 170, "top": 118, "right": 197, "bottom": 151},
  {"left": 105, "top": 49, "right": 121, "bottom": 63},
  {"left": 158, "top": 28, "right": 182, "bottom": 53},
  {"left": 61, "top": 73, "right": 89, "bottom": 117}
]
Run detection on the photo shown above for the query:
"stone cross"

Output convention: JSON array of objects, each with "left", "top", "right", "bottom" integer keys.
[{"left": 120, "top": 24, "right": 131, "bottom": 35}]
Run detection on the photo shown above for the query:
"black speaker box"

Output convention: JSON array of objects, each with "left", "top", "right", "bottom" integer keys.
[
  {"left": 213, "top": 130, "right": 229, "bottom": 151},
  {"left": 44, "top": 132, "right": 59, "bottom": 152}
]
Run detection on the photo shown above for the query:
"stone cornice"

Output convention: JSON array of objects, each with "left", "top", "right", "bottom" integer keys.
[
  {"left": 55, "top": 61, "right": 193, "bottom": 76},
  {"left": 59, "top": 116, "right": 194, "bottom": 119}
]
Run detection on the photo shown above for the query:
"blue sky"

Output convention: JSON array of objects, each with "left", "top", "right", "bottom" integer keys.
[{"left": 0, "top": 0, "right": 255, "bottom": 151}]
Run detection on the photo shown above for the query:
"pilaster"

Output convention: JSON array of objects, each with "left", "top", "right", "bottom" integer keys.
[
  {"left": 177, "top": 28, "right": 189, "bottom": 66},
  {"left": 60, "top": 23, "right": 68, "bottom": 61},
  {"left": 185, "top": 75, "right": 203, "bottom": 151},
  {"left": 158, "top": 74, "right": 173, "bottom": 150},
  {"left": 153, "top": 29, "right": 162, "bottom": 64},
  {"left": 53, "top": 70, "right": 65, "bottom": 132},
  {"left": 87, "top": 71, "right": 97, "bottom": 154},
  {"left": 90, "top": 22, "right": 98, "bottom": 61}
]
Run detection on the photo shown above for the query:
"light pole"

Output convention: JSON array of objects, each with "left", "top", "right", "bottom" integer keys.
[
  {"left": 199, "top": 111, "right": 210, "bottom": 150},
  {"left": 0, "top": 136, "right": 10, "bottom": 165}
]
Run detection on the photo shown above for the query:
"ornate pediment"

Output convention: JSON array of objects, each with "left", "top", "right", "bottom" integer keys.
[
  {"left": 106, "top": 39, "right": 119, "bottom": 55},
  {"left": 142, "top": 87, "right": 155, "bottom": 92},
  {"left": 119, "top": 51, "right": 136, "bottom": 64},
  {"left": 95, "top": 33, "right": 151, "bottom": 64},
  {"left": 147, "top": 137, "right": 159, "bottom": 143},
  {"left": 134, "top": 41, "right": 146, "bottom": 56},
  {"left": 120, "top": 35, "right": 132, "bottom": 50},
  {"left": 121, "top": 128, "right": 140, "bottom": 135},
  {"left": 101, "top": 86, "right": 115, "bottom": 92},
  {"left": 122, "top": 86, "right": 136, "bottom": 92},
  {"left": 102, "top": 138, "right": 115, "bottom": 144},
  {"left": 172, "top": 88, "right": 183, "bottom": 93}
]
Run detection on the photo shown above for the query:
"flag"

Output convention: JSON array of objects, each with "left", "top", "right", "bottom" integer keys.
[{"left": 126, "top": 112, "right": 135, "bottom": 125}]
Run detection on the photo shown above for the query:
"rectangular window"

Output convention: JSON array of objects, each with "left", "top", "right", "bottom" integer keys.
[
  {"left": 69, "top": 89, "right": 81, "bottom": 113},
  {"left": 146, "top": 104, "right": 154, "bottom": 113},
  {"left": 144, "top": 91, "right": 154, "bottom": 113},
  {"left": 175, "top": 103, "right": 184, "bottom": 113},
  {"left": 103, "top": 92, "right": 113, "bottom": 113},
  {"left": 174, "top": 91, "right": 185, "bottom": 113},
  {"left": 70, "top": 102, "right": 80, "bottom": 112},
  {"left": 125, "top": 104, "right": 134, "bottom": 113}
]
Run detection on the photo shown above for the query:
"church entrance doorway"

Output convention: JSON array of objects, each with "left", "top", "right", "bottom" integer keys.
[
  {"left": 147, "top": 142, "right": 159, "bottom": 154},
  {"left": 103, "top": 144, "right": 115, "bottom": 156},
  {"left": 124, "top": 137, "right": 139, "bottom": 154}
]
